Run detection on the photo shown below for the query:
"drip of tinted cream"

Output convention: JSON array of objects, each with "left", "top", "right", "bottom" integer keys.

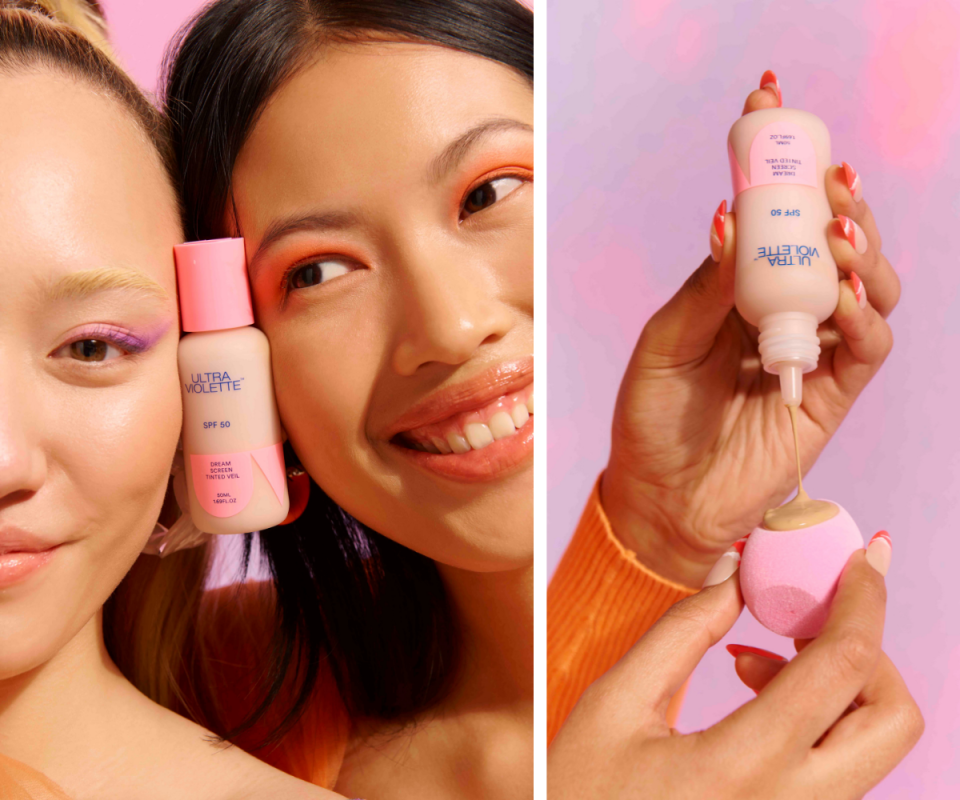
[{"left": 763, "top": 405, "right": 839, "bottom": 531}]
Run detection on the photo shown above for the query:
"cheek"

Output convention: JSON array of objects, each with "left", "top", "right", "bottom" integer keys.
[
  {"left": 58, "top": 358, "right": 182, "bottom": 547},
  {"left": 267, "top": 313, "right": 377, "bottom": 462},
  {"left": 0, "top": 357, "right": 182, "bottom": 679},
  {"left": 492, "top": 206, "right": 533, "bottom": 311}
]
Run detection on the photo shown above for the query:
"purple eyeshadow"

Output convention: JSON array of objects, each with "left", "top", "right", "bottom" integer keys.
[{"left": 73, "top": 319, "right": 172, "bottom": 354}]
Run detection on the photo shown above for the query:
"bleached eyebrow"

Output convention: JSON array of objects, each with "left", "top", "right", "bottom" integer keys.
[{"left": 46, "top": 267, "right": 168, "bottom": 302}]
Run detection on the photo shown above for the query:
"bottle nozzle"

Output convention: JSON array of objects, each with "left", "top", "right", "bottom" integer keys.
[
  {"left": 778, "top": 363, "right": 803, "bottom": 406},
  {"left": 757, "top": 312, "right": 821, "bottom": 407}
]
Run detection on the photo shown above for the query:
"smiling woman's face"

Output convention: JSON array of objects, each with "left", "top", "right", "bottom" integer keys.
[
  {"left": 0, "top": 72, "right": 182, "bottom": 678},
  {"left": 232, "top": 43, "right": 533, "bottom": 571}
]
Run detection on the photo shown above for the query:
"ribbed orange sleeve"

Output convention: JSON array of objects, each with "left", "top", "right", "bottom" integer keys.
[{"left": 548, "top": 478, "right": 696, "bottom": 744}]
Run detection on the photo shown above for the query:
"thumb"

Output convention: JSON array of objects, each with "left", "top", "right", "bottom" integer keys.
[
  {"left": 636, "top": 207, "right": 736, "bottom": 370},
  {"left": 598, "top": 572, "right": 744, "bottom": 728}
]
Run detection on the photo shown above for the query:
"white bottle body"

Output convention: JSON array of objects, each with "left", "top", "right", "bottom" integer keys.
[
  {"left": 734, "top": 184, "right": 838, "bottom": 324},
  {"left": 729, "top": 108, "right": 838, "bottom": 404},
  {"left": 178, "top": 326, "right": 289, "bottom": 534}
]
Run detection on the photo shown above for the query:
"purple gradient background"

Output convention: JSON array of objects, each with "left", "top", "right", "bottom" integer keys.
[{"left": 549, "top": 0, "right": 960, "bottom": 793}]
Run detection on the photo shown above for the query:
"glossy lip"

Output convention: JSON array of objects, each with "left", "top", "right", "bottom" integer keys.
[
  {"left": 384, "top": 356, "right": 534, "bottom": 483},
  {"left": 394, "top": 415, "right": 533, "bottom": 482},
  {"left": 383, "top": 356, "right": 534, "bottom": 439},
  {"left": 0, "top": 527, "right": 61, "bottom": 589}
]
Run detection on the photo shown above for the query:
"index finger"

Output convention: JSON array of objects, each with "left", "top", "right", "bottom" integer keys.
[
  {"left": 715, "top": 550, "right": 885, "bottom": 753},
  {"left": 593, "top": 573, "right": 744, "bottom": 729}
]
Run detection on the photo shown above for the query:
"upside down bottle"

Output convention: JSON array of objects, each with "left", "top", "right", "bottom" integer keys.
[{"left": 728, "top": 108, "right": 839, "bottom": 406}]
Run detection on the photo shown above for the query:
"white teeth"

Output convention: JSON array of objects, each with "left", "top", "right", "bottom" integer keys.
[
  {"left": 406, "top": 390, "right": 534, "bottom": 454},
  {"left": 446, "top": 431, "right": 472, "bottom": 454},
  {"left": 489, "top": 411, "right": 516, "bottom": 440},
  {"left": 464, "top": 422, "right": 494, "bottom": 450},
  {"left": 510, "top": 403, "right": 529, "bottom": 429}
]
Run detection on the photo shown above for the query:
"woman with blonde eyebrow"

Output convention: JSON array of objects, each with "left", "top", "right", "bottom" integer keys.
[
  {"left": 0, "top": 3, "right": 344, "bottom": 797},
  {"left": 47, "top": 266, "right": 171, "bottom": 301}
]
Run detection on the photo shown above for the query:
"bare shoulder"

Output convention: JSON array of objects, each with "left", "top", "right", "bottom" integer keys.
[
  {"left": 111, "top": 683, "right": 341, "bottom": 800},
  {"left": 219, "top": 755, "right": 344, "bottom": 800},
  {"left": 181, "top": 734, "right": 341, "bottom": 800}
]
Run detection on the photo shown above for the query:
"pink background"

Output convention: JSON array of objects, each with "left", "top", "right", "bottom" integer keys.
[
  {"left": 549, "top": 0, "right": 960, "bottom": 794},
  {"left": 99, "top": 0, "right": 203, "bottom": 93}
]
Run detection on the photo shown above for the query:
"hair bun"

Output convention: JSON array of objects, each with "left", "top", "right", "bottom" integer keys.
[
  {"left": 2, "top": 0, "right": 113, "bottom": 59},
  {"left": 1, "top": 0, "right": 56, "bottom": 18}
]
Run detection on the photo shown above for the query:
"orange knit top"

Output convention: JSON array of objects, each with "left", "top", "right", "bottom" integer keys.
[
  {"left": 547, "top": 479, "right": 696, "bottom": 743},
  {"left": 0, "top": 755, "right": 72, "bottom": 800}
]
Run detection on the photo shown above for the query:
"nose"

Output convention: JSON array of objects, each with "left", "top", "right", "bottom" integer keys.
[
  {"left": 391, "top": 245, "right": 515, "bottom": 376},
  {"left": 0, "top": 361, "right": 46, "bottom": 505}
]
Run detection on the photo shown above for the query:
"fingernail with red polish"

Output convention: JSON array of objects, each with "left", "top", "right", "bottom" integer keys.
[
  {"left": 726, "top": 644, "right": 788, "bottom": 662},
  {"left": 760, "top": 69, "right": 782, "bottom": 107},
  {"left": 851, "top": 271, "right": 867, "bottom": 310},
  {"left": 866, "top": 530, "right": 892, "bottom": 576},
  {"left": 842, "top": 161, "right": 863, "bottom": 203},
  {"left": 710, "top": 200, "right": 726, "bottom": 262},
  {"left": 703, "top": 536, "right": 747, "bottom": 588},
  {"left": 838, "top": 214, "right": 868, "bottom": 255}
]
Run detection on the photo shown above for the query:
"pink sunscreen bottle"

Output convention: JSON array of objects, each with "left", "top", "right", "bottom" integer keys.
[
  {"left": 728, "top": 108, "right": 839, "bottom": 406},
  {"left": 174, "top": 238, "right": 289, "bottom": 535}
]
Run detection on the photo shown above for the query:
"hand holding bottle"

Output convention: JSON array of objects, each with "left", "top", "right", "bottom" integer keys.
[{"left": 601, "top": 73, "right": 900, "bottom": 586}]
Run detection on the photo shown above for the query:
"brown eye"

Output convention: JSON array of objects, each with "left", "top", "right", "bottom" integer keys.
[
  {"left": 288, "top": 259, "right": 354, "bottom": 291},
  {"left": 461, "top": 176, "right": 524, "bottom": 219},
  {"left": 51, "top": 338, "right": 125, "bottom": 364},
  {"left": 70, "top": 339, "right": 109, "bottom": 362}
]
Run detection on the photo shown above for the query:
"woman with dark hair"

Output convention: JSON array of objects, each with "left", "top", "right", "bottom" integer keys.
[{"left": 108, "top": 1, "right": 535, "bottom": 797}]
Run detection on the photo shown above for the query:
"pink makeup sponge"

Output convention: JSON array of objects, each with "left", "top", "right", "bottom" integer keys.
[{"left": 740, "top": 503, "right": 863, "bottom": 639}]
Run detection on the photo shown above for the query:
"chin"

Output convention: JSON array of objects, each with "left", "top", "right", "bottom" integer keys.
[
  {"left": 397, "top": 502, "right": 533, "bottom": 573},
  {"left": 0, "top": 612, "right": 68, "bottom": 681}
]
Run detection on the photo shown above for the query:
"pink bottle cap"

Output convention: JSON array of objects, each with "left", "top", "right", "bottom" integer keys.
[{"left": 174, "top": 238, "right": 254, "bottom": 332}]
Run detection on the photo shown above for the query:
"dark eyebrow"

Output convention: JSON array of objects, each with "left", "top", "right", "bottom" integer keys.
[
  {"left": 249, "top": 209, "right": 361, "bottom": 274},
  {"left": 429, "top": 118, "right": 533, "bottom": 184}
]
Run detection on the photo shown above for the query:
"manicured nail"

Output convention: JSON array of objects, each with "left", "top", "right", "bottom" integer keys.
[
  {"left": 838, "top": 215, "right": 868, "bottom": 255},
  {"left": 710, "top": 200, "right": 726, "bottom": 262},
  {"left": 842, "top": 161, "right": 863, "bottom": 203},
  {"left": 851, "top": 271, "right": 867, "bottom": 310},
  {"left": 760, "top": 69, "right": 782, "bottom": 107},
  {"left": 703, "top": 536, "right": 747, "bottom": 587},
  {"left": 726, "top": 644, "right": 788, "bottom": 662},
  {"left": 866, "top": 530, "right": 892, "bottom": 576}
]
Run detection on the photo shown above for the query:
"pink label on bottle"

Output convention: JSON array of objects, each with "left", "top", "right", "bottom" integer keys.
[
  {"left": 191, "top": 451, "right": 256, "bottom": 517},
  {"left": 250, "top": 443, "right": 286, "bottom": 504},
  {"left": 747, "top": 122, "right": 818, "bottom": 190}
]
